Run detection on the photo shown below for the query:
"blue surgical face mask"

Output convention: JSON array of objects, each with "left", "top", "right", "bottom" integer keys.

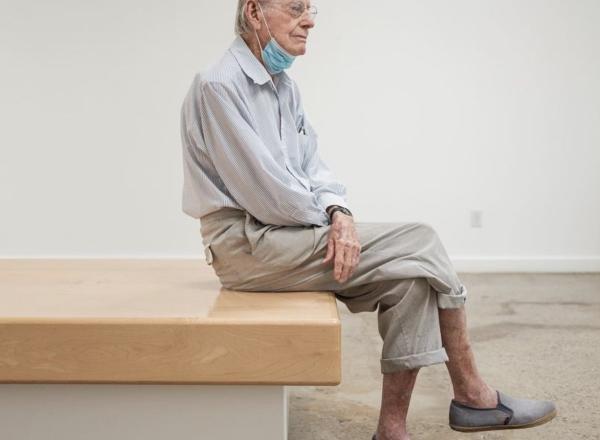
[{"left": 254, "top": 2, "right": 296, "bottom": 74}]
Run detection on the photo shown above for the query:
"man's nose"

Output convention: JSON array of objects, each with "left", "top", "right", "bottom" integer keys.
[{"left": 302, "top": 16, "right": 315, "bottom": 29}]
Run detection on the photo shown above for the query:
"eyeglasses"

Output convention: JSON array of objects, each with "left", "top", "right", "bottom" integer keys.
[
  {"left": 288, "top": 1, "right": 317, "bottom": 19},
  {"left": 266, "top": 1, "right": 318, "bottom": 20}
]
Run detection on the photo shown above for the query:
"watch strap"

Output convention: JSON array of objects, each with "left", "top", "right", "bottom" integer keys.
[{"left": 328, "top": 205, "right": 352, "bottom": 220}]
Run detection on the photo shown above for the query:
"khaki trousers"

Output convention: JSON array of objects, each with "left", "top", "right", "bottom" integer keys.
[{"left": 199, "top": 207, "right": 467, "bottom": 374}]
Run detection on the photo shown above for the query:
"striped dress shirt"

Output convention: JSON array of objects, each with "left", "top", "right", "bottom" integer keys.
[{"left": 180, "top": 35, "right": 349, "bottom": 227}]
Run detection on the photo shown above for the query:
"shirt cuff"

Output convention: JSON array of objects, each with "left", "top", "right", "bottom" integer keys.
[{"left": 317, "top": 192, "right": 349, "bottom": 212}]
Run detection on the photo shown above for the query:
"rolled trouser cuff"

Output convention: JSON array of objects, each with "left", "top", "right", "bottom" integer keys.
[
  {"left": 437, "top": 284, "right": 468, "bottom": 309},
  {"left": 380, "top": 347, "right": 449, "bottom": 373}
]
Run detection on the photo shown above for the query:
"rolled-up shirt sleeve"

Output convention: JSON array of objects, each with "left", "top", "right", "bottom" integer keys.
[{"left": 197, "top": 80, "right": 329, "bottom": 227}]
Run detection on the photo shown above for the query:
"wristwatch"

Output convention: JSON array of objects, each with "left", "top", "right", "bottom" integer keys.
[{"left": 327, "top": 205, "right": 353, "bottom": 221}]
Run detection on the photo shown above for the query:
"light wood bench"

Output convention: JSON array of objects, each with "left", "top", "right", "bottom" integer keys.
[{"left": 0, "top": 259, "right": 341, "bottom": 440}]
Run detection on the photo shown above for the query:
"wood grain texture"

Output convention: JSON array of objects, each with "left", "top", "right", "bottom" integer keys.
[{"left": 0, "top": 259, "right": 341, "bottom": 385}]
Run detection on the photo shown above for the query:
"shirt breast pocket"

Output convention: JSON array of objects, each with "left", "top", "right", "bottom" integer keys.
[{"left": 297, "top": 131, "right": 313, "bottom": 168}]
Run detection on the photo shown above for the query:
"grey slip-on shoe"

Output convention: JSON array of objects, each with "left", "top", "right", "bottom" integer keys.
[
  {"left": 372, "top": 389, "right": 556, "bottom": 438},
  {"left": 449, "top": 389, "right": 557, "bottom": 432}
]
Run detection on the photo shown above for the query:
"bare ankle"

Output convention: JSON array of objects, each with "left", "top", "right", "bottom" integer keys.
[
  {"left": 376, "top": 425, "right": 410, "bottom": 440},
  {"left": 454, "top": 382, "right": 497, "bottom": 407}
]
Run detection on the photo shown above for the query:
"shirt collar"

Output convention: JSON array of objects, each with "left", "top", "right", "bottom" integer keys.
[{"left": 229, "top": 35, "right": 293, "bottom": 87}]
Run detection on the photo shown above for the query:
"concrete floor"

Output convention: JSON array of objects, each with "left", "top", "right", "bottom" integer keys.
[{"left": 288, "top": 273, "right": 600, "bottom": 440}]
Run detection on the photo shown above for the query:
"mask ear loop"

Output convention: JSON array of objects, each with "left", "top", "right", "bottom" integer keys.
[{"left": 254, "top": 1, "right": 274, "bottom": 50}]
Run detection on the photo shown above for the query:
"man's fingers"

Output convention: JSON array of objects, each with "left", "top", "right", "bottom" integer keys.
[
  {"left": 343, "top": 246, "right": 361, "bottom": 281},
  {"left": 339, "top": 246, "right": 353, "bottom": 282},
  {"left": 348, "top": 248, "right": 360, "bottom": 278},
  {"left": 324, "top": 226, "right": 362, "bottom": 283},
  {"left": 322, "top": 237, "right": 334, "bottom": 263},
  {"left": 336, "top": 241, "right": 355, "bottom": 283},
  {"left": 322, "top": 218, "right": 362, "bottom": 282},
  {"left": 334, "top": 242, "right": 346, "bottom": 280}
]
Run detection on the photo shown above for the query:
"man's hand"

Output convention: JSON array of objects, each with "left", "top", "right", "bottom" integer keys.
[{"left": 322, "top": 211, "right": 361, "bottom": 283}]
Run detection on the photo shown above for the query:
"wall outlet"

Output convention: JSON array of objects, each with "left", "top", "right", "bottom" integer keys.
[{"left": 470, "top": 210, "right": 483, "bottom": 228}]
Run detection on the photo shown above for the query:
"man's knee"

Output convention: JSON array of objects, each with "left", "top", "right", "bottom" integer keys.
[{"left": 415, "top": 221, "right": 439, "bottom": 239}]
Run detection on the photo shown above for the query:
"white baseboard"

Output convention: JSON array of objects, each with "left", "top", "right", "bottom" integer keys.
[{"left": 452, "top": 256, "right": 600, "bottom": 272}]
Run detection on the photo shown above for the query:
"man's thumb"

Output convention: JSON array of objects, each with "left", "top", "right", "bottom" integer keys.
[{"left": 322, "top": 239, "right": 334, "bottom": 263}]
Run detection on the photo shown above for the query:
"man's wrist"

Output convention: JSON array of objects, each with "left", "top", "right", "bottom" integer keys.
[{"left": 326, "top": 205, "right": 352, "bottom": 221}]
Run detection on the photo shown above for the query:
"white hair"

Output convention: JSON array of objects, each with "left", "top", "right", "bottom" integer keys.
[{"left": 235, "top": 0, "right": 270, "bottom": 36}]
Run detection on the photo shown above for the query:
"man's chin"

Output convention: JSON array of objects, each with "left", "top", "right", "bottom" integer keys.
[{"left": 292, "top": 43, "right": 307, "bottom": 56}]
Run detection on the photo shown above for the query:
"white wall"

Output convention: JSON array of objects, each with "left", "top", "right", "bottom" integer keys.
[{"left": 1, "top": 0, "right": 598, "bottom": 271}]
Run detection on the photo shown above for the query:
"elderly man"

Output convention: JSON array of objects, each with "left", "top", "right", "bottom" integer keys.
[{"left": 180, "top": 1, "right": 557, "bottom": 439}]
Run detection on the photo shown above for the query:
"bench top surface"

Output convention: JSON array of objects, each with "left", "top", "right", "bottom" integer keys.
[
  {"left": 0, "top": 259, "right": 339, "bottom": 323},
  {"left": 0, "top": 259, "right": 341, "bottom": 384}
]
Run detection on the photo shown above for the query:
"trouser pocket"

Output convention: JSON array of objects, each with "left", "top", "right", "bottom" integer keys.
[
  {"left": 204, "top": 244, "right": 214, "bottom": 265},
  {"left": 242, "top": 212, "right": 318, "bottom": 270}
]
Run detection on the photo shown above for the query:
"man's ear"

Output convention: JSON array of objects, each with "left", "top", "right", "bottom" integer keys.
[{"left": 245, "top": 0, "right": 263, "bottom": 32}]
